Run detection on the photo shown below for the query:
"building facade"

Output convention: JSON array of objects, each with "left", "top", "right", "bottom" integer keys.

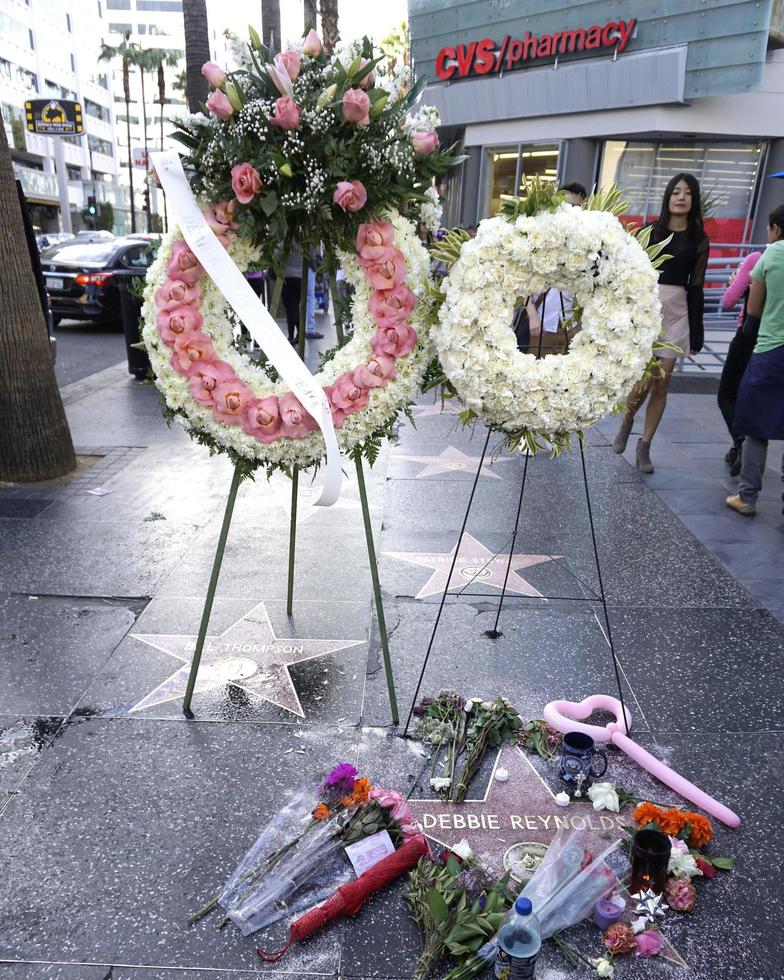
[
  {"left": 1, "top": 0, "right": 129, "bottom": 232},
  {"left": 411, "top": 0, "right": 784, "bottom": 246}
]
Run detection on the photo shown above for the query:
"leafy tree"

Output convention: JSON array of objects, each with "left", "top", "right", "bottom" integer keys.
[
  {"left": 0, "top": 124, "right": 75, "bottom": 481},
  {"left": 97, "top": 200, "right": 115, "bottom": 232}
]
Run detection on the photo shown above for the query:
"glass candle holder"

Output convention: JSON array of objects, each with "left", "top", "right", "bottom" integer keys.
[{"left": 630, "top": 829, "right": 671, "bottom": 894}]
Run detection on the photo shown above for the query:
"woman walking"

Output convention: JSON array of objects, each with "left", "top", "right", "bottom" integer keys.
[
  {"left": 726, "top": 207, "right": 784, "bottom": 517},
  {"left": 613, "top": 173, "right": 709, "bottom": 472},
  {"left": 717, "top": 206, "right": 784, "bottom": 474}
]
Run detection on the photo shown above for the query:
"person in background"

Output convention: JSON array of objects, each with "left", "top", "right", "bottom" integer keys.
[
  {"left": 281, "top": 244, "right": 306, "bottom": 345},
  {"left": 612, "top": 173, "right": 709, "bottom": 473},
  {"left": 726, "top": 207, "right": 784, "bottom": 516},
  {"left": 717, "top": 241, "right": 767, "bottom": 474},
  {"left": 559, "top": 181, "right": 587, "bottom": 206}
]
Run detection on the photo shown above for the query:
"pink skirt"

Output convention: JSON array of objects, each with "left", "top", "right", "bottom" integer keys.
[{"left": 657, "top": 284, "right": 690, "bottom": 360}]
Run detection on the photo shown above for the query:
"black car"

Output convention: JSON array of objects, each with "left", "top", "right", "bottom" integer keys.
[{"left": 43, "top": 238, "right": 157, "bottom": 326}]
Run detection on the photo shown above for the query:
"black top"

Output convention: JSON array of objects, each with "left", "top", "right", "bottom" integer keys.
[{"left": 645, "top": 224, "right": 710, "bottom": 354}]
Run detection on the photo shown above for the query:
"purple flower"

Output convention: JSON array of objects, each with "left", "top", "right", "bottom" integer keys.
[{"left": 322, "top": 763, "right": 358, "bottom": 795}]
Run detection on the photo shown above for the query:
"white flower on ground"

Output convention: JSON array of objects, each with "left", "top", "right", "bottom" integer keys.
[
  {"left": 587, "top": 781, "right": 620, "bottom": 812},
  {"left": 591, "top": 957, "right": 614, "bottom": 977},
  {"left": 452, "top": 838, "right": 472, "bottom": 860},
  {"left": 668, "top": 845, "right": 704, "bottom": 880},
  {"left": 429, "top": 777, "right": 451, "bottom": 791}
]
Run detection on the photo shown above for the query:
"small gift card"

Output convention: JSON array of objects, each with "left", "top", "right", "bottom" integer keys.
[{"left": 345, "top": 830, "right": 395, "bottom": 877}]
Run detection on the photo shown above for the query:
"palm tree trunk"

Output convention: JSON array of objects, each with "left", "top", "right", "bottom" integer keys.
[
  {"left": 182, "top": 0, "right": 210, "bottom": 114},
  {"left": 139, "top": 67, "right": 152, "bottom": 233},
  {"left": 158, "top": 63, "right": 168, "bottom": 232},
  {"left": 0, "top": 124, "right": 75, "bottom": 481},
  {"left": 261, "top": 0, "right": 281, "bottom": 50},
  {"left": 319, "top": 0, "right": 339, "bottom": 57},
  {"left": 123, "top": 58, "right": 136, "bottom": 233},
  {"left": 303, "top": 0, "right": 317, "bottom": 31}
]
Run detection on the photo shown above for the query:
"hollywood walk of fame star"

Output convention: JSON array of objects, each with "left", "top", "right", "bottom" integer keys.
[
  {"left": 394, "top": 445, "right": 515, "bottom": 481},
  {"left": 266, "top": 476, "right": 367, "bottom": 525},
  {"left": 412, "top": 401, "right": 464, "bottom": 417},
  {"left": 130, "top": 602, "right": 363, "bottom": 717},
  {"left": 385, "top": 532, "right": 560, "bottom": 600},
  {"left": 409, "top": 744, "right": 626, "bottom": 878}
]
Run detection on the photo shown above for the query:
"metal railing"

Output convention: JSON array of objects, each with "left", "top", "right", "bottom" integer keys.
[{"left": 680, "top": 242, "right": 765, "bottom": 376}]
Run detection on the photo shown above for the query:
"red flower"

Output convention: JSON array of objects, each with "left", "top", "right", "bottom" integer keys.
[{"left": 696, "top": 857, "right": 717, "bottom": 879}]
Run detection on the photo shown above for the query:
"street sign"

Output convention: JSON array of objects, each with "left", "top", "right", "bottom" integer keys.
[
  {"left": 24, "top": 99, "right": 83, "bottom": 136},
  {"left": 132, "top": 147, "right": 149, "bottom": 170}
]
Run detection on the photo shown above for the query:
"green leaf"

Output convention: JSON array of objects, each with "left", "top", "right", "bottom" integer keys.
[
  {"left": 445, "top": 855, "right": 461, "bottom": 876},
  {"left": 258, "top": 190, "right": 279, "bottom": 216},
  {"left": 710, "top": 857, "right": 735, "bottom": 871},
  {"left": 168, "top": 130, "right": 199, "bottom": 150},
  {"left": 427, "top": 887, "right": 449, "bottom": 926}
]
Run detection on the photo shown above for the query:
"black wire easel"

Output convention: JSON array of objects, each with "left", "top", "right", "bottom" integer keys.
[{"left": 401, "top": 292, "right": 630, "bottom": 737}]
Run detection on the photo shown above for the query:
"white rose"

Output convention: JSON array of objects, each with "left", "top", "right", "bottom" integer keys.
[
  {"left": 587, "top": 782, "right": 620, "bottom": 812},
  {"left": 452, "top": 838, "right": 473, "bottom": 860},
  {"left": 591, "top": 958, "right": 614, "bottom": 978}
]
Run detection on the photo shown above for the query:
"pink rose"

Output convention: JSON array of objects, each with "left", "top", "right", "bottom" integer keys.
[
  {"left": 353, "top": 355, "right": 396, "bottom": 388},
  {"left": 302, "top": 29, "right": 322, "bottom": 57},
  {"left": 214, "top": 199, "right": 238, "bottom": 229},
  {"left": 171, "top": 332, "right": 215, "bottom": 373},
  {"left": 329, "top": 371, "right": 370, "bottom": 415},
  {"left": 156, "top": 305, "right": 204, "bottom": 346},
  {"left": 201, "top": 61, "right": 227, "bottom": 87},
  {"left": 167, "top": 240, "right": 203, "bottom": 284},
  {"left": 212, "top": 380, "right": 252, "bottom": 424},
  {"left": 370, "top": 323, "right": 417, "bottom": 358},
  {"left": 635, "top": 930, "right": 664, "bottom": 958},
  {"left": 231, "top": 163, "right": 262, "bottom": 205},
  {"left": 324, "top": 386, "right": 347, "bottom": 427},
  {"left": 357, "top": 59, "right": 375, "bottom": 89},
  {"left": 278, "top": 391, "right": 317, "bottom": 439},
  {"left": 243, "top": 396, "right": 282, "bottom": 442},
  {"left": 266, "top": 54, "right": 294, "bottom": 99},
  {"left": 342, "top": 88, "right": 370, "bottom": 125},
  {"left": 154, "top": 279, "right": 201, "bottom": 311},
  {"left": 187, "top": 361, "right": 236, "bottom": 405},
  {"left": 269, "top": 96, "right": 301, "bottom": 130},
  {"left": 278, "top": 50, "right": 301, "bottom": 80},
  {"left": 206, "top": 89, "right": 233, "bottom": 119},
  {"left": 411, "top": 131, "right": 439, "bottom": 155},
  {"left": 369, "top": 788, "right": 415, "bottom": 826},
  {"left": 356, "top": 221, "right": 395, "bottom": 263},
  {"left": 369, "top": 283, "right": 416, "bottom": 326},
  {"left": 333, "top": 180, "right": 367, "bottom": 213},
  {"left": 365, "top": 250, "right": 406, "bottom": 290}
]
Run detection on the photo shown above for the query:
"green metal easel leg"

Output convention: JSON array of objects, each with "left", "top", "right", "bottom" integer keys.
[
  {"left": 354, "top": 451, "right": 399, "bottom": 725},
  {"left": 182, "top": 463, "right": 243, "bottom": 718}
]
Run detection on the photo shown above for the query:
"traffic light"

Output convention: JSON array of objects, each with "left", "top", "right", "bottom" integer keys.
[{"left": 87, "top": 195, "right": 97, "bottom": 216}]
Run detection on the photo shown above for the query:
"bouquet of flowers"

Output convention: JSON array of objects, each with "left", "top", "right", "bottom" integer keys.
[
  {"left": 189, "top": 763, "right": 424, "bottom": 936},
  {"left": 412, "top": 692, "right": 522, "bottom": 803},
  {"left": 404, "top": 841, "right": 517, "bottom": 980}
]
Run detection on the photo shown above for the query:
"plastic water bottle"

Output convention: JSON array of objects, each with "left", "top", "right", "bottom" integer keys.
[{"left": 493, "top": 896, "right": 542, "bottom": 979}]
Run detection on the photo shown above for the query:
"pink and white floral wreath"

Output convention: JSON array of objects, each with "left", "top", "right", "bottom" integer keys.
[{"left": 142, "top": 206, "right": 432, "bottom": 471}]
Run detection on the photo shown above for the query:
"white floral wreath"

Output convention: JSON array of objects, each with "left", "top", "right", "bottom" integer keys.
[
  {"left": 433, "top": 205, "right": 662, "bottom": 446},
  {"left": 142, "top": 209, "right": 433, "bottom": 471}
]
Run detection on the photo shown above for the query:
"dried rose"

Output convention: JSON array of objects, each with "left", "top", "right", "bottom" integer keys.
[
  {"left": 604, "top": 922, "right": 637, "bottom": 956},
  {"left": 665, "top": 877, "right": 697, "bottom": 912}
]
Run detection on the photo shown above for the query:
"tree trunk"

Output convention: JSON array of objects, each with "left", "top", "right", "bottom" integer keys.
[
  {"left": 158, "top": 63, "right": 169, "bottom": 232},
  {"left": 182, "top": 0, "right": 210, "bottom": 114},
  {"left": 0, "top": 125, "right": 75, "bottom": 481},
  {"left": 123, "top": 58, "right": 136, "bottom": 233},
  {"left": 319, "top": 0, "right": 339, "bottom": 57},
  {"left": 303, "top": 0, "right": 318, "bottom": 32},
  {"left": 139, "top": 67, "right": 152, "bottom": 233},
  {"left": 261, "top": 0, "right": 281, "bottom": 50}
]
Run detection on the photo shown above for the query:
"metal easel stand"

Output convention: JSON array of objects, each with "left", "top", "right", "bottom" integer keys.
[{"left": 401, "top": 428, "right": 630, "bottom": 736}]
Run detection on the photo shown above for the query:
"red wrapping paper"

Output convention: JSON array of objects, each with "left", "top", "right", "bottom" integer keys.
[{"left": 257, "top": 834, "right": 427, "bottom": 961}]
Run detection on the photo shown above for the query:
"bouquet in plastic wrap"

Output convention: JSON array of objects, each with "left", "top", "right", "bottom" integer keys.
[
  {"left": 189, "top": 762, "right": 427, "bottom": 944},
  {"left": 443, "top": 828, "right": 627, "bottom": 979}
]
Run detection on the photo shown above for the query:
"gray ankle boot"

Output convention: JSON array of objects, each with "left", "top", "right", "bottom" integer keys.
[
  {"left": 612, "top": 415, "right": 634, "bottom": 454},
  {"left": 636, "top": 438, "right": 654, "bottom": 474}
]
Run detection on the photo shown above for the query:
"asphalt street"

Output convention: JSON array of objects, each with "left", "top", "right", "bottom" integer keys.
[{"left": 54, "top": 319, "right": 127, "bottom": 388}]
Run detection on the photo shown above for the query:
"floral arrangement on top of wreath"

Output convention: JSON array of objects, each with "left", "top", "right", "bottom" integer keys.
[
  {"left": 422, "top": 182, "right": 674, "bottom": 456},
  {"left": 141, "top": 26, "right": 463, "bottom": 477}
]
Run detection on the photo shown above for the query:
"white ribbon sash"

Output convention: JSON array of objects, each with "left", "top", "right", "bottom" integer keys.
[{"left": 151, "top": 151, "right": 342, "bottom": 506}]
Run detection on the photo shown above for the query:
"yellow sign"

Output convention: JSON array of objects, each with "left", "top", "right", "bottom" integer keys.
[{"left": 25, "top": 99, "right": 83, "bottom": 136}]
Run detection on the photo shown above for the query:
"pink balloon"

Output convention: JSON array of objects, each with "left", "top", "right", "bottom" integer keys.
[{"left": 544, "top": 695, "right": 740, "bottom": 829}]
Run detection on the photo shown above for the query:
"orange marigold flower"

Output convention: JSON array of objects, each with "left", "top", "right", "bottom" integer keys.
[
  {"left": 312, "top": 803, "right": 331, "bottom": 821},
  {"left": 340, "top": 777, "right": 374, "bottom": 808},
  {"left": 633, "top": 802, "right": 663, "bottom": 827},
  {"left": 684, "top": 812, "right": 713, "bottom": 848},
  {"left": 658, "top": 809, "right": 688, "bottom": 836}
]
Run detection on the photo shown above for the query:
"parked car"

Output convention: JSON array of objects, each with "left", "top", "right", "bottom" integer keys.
[
  {"left": 75, "top": 229, "right": 115, "bottom": 241},
  {"left": 35, "top": 231, "right": 74, "bottom": 251},
  {"left": 42, "top": 238, "right": 157, "bottom": 327}
]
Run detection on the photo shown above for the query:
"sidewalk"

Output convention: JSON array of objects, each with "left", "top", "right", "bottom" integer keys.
[{"left": 0, "top": 365, "right": 782, "bottom": 978}]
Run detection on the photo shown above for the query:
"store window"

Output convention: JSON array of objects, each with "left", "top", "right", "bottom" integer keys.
[
  {"left": 88, "top": 135, "right": 114, "bottom": 157},
  {"left": 85, "top": 98, "right": 110, "bottom": 122},
  {"left": 600, "top": 140, "right": 765, "bottom": 245},
  {"left": 482, "top": 143, "right": 560, "bottom": 217}
]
